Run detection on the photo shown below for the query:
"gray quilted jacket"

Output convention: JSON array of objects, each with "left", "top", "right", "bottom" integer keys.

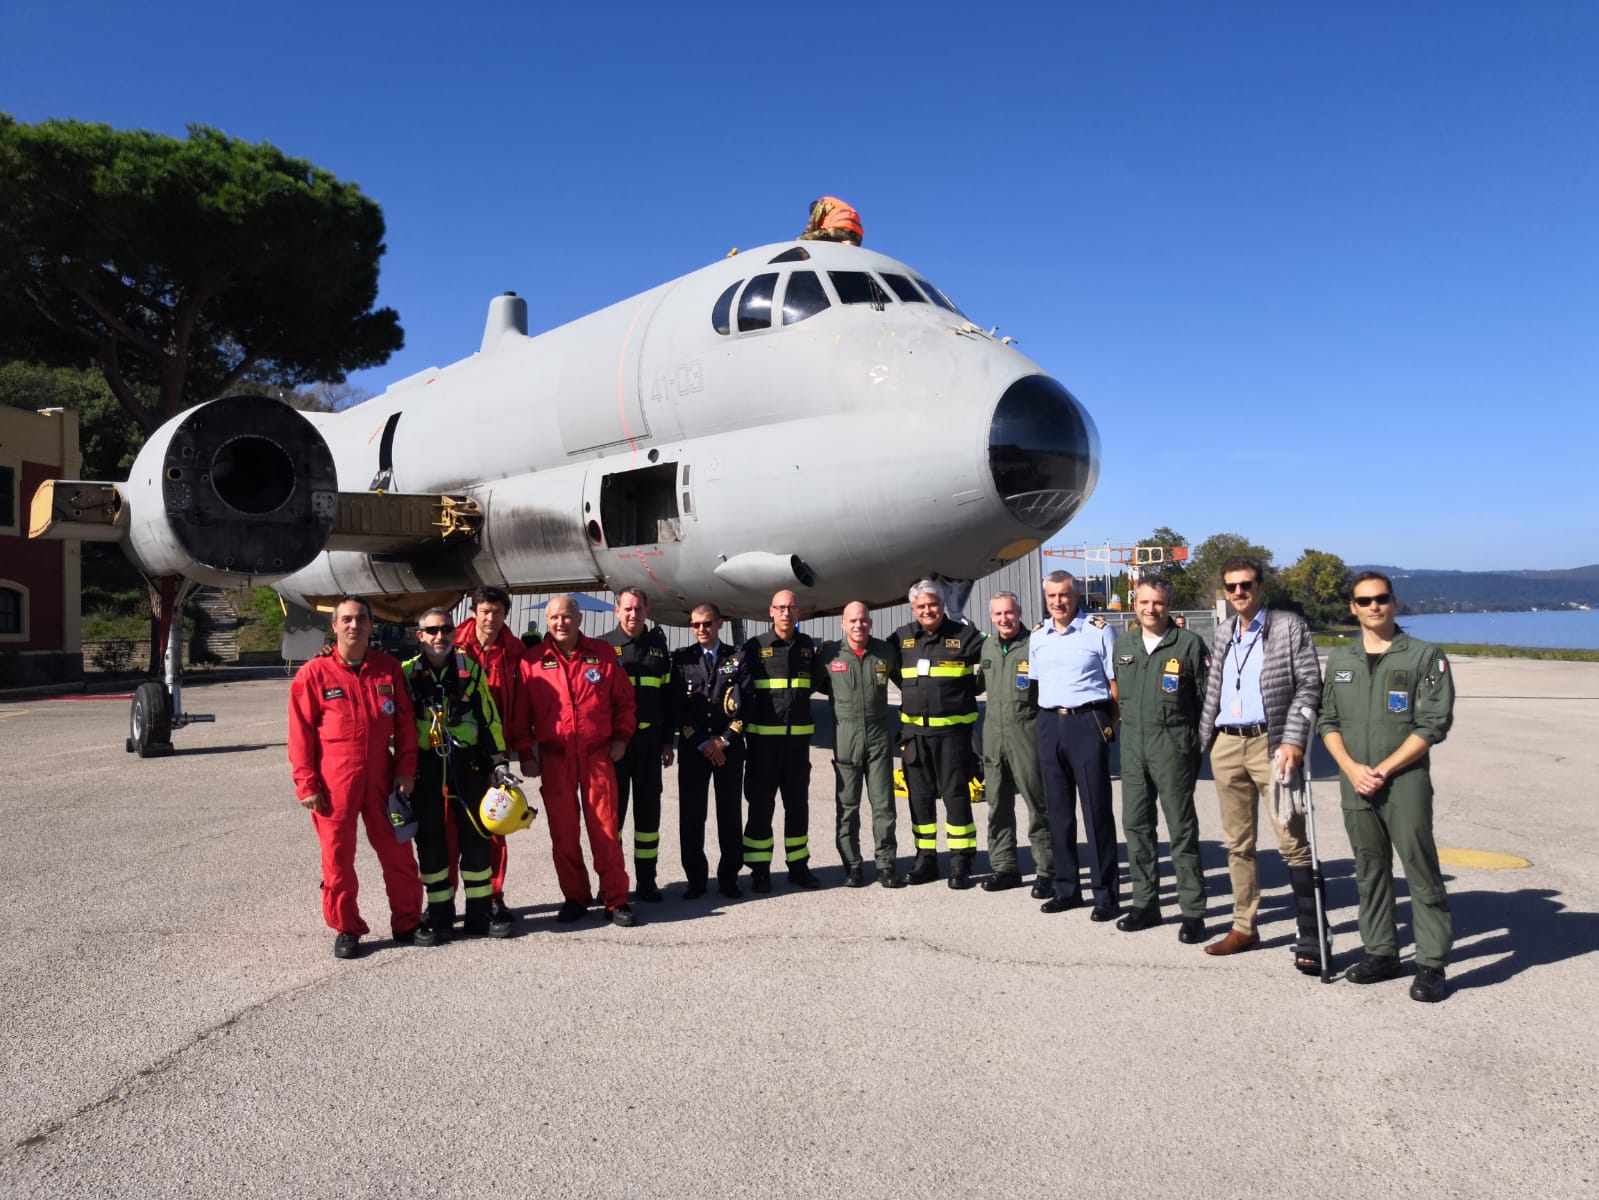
[{"left": 1199, "top": 608, "right": 1322, "bottom": 752}]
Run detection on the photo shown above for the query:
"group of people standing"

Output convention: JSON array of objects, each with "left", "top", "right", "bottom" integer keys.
[{"left": 287, "top": 561, "right": 1456, "bottom": 1002}]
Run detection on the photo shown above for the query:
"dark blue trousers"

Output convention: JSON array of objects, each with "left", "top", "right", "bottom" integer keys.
[{"left": 1037, "top": 709, "right": 1119, "bottom": 905}]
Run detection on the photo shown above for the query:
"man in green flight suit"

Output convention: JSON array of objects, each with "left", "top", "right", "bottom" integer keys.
[
  {"left": 813, "top": 601, "right": 904, "bottom": 888},
  {"left": 978, "top": 591, "right": 1054, "bottom": 897},
  {"left": 1111, "top": 578, "right": 1210, "bottom": 943},
  {"left": 1318, "top": 570, "right": 1456, "bottom": 1003}
]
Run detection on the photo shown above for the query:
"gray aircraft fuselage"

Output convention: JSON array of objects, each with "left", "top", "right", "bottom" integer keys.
[{"left": 276, "top": 240, "right": 1099, "bottom": 621}]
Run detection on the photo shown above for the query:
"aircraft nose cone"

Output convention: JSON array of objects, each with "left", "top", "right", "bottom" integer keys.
[{"left": 987, "top": 375, "right": 1100, "bottom": 532}]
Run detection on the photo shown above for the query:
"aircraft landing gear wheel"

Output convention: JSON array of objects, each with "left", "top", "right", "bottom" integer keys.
[{"left": 129, "top": 681, "right": 174, "bottom": 758}]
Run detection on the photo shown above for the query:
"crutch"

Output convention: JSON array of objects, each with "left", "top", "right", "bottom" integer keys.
[{"left": 1303, "top": 775, "right": 1334, "bottom": 984}]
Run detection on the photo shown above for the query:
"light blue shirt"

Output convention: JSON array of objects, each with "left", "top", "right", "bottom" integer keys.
[
  {"left": 1027, "top": 614, "right": 1116, "bottom": 707},
  {"left": 1219, "top": 610, "right": 1268, "bottom": 726}
]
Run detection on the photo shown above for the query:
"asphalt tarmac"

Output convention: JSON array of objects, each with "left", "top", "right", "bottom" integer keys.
[{"left": 1, "top": 657, "right": 1595, "bottom": 1198}]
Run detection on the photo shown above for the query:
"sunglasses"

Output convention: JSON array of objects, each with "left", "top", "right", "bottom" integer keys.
[
  {"left": 418, "top": 626, "right": 452, "bottom": 636},
  {"left": 1352, "top": 593, "right": 1394, "bottom": 608},
  {"left": 1223, "top": 580, "right": 1258, "bottom": 594},
  {"left": 690, "top": 621, "right": 716, "bottom": 629}
]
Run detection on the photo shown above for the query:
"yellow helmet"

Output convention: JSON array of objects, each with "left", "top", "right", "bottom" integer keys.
[{"left": 480, "top": 783, "right": 537, "bottom": 835}]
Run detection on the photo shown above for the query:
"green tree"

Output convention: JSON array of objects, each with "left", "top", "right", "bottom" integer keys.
[
  {"left": 0, "top": 115, "right": 403, "bottom": 436},
  {"left": 1279, "top": 549, "right": 1352, "bottom": 629},
  {"left": 1132, "top": 526, "right": 1198, "bottom": 608},
  {"left": 1188, "top": 533, "right": 1275, "bottom": 606}
]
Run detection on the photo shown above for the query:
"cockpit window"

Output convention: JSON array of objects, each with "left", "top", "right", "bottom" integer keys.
[
  {"left": 738, "top": 273, "right": 778, "bottom": 332},
  {"left": 769, "top": 247, "right": 811, "bottom": 263},
  {"left": 914, "top": 277, "right": 964, "bottom": 316},
  {"left": 782, "top": 271, "right": 830, "bottom": 325},
  {"left": 828, "top": 271, "right": 891, "bottom": 308},
  {"left": 881, "top": 273, "right": 927, "bottom": 303},
  {"left": 712, "top": 281, "right": 739, "bottom": 335}
]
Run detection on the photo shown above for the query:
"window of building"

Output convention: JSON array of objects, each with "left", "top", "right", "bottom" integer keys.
[
  {"left": 827, "top": 271, "right": 891, "bottom": 308},
  {"left": 737, "top": 273, "right": 779, "bottom": 332},
  {"left": 0, "top": 464, "right": 15, "bottom": 532},
  {"left": 0, "top": 584, "right": 23, "bottom": 637},
  {"left": 781, "top": 272, "right": 831, "bottom": 326}
]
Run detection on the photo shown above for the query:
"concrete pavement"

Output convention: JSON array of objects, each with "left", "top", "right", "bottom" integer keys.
[{"left": 1, "top": 657, "right": 1595, "bottom": 1198}]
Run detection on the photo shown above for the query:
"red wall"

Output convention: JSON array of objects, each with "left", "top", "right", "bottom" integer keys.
[{"left": 1, "top": 462, "right": 65, "bottom": 650}]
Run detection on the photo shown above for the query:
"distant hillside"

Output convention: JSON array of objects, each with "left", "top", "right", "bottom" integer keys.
[{"left": 1352, "top": 564, "right": 1599, "bottom": 613}]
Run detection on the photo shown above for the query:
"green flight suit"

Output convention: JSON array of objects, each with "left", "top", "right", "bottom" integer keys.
[
  {"left": 1111, "top": 624, "right": 1209, "bottom": 917},
  {"left": 814, "top": 638, "right": 901, "bottom": 870},
  {"left": 978, "top": 632, "right": 1053, "bottom": 880},
  {"left": 1318, "top": 631, "right": 1455, "bottom": 968}
]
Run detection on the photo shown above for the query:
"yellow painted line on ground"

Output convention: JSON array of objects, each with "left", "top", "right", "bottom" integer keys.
[
  {"left": 0, "top": 711, "right": 25, "bottom": 720},
  {"left": 1438, "top": 847, "right": 1532, "bottom": 870}
]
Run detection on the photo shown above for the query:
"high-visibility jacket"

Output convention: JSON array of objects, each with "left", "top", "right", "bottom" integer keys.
[
  {"left": 453, "top": 619, "right": 534, "bottom": 759},
  {"left": 895, "top": 617, "right": 983, "bottom": 735},
  {"left": 403, "top": 651, "right": 506, "bottom": 758},
  {"left": 601, "top": 624, "right": 676, "bottom": 735},
  {"left": 523, "top": 633, "right": 638, "bottom": 755},
  {"left": 812, "top": 196, "right": 862, "bottom": 239},
  {"left": 737, "top": 630, "right": 816, "bottom": 737}
]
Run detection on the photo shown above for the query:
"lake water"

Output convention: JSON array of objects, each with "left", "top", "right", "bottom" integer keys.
[{"left": 1390, "top": 609, "right": 1599, "bottom": 650}]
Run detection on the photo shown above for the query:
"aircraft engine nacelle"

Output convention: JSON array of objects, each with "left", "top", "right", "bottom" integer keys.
[{"left": 118, "top": 395, "right": 339, "bottom": 587}]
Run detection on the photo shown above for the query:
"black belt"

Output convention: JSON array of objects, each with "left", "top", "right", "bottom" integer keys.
[
  {"left": 1217, "top": 723, "right": 1268, "bottom": 737},
  {"left": 1048, "top": 700, "right": 1111, "bottom": 717}
]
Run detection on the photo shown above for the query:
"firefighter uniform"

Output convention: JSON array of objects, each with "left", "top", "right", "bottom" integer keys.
[
  {"left": 673, "top": 639, "right": 746, "bottom": 895},
  {"left": 603, "top": 624, "right": 677, "bottom": 895},
  {"left": 404, "top": 651, "right": 506, "bottom": 938},
  {"left": 979, "top": 631, "right": 1053, "bottom": 885},
  {"left": 1111, "top": 624, "right": 1209, "bottom": 920},
  {"left": 453, "top": 620, "right": 533, "bottom": 910},
  {"left": 737, "top": 629, "right": 818, "bottom": 885},
  {"left": 1317, "top": 632, "right": 1456, "bottom": 970},
  {"left": 895, "top": 617, "right": 984, "bottom": 885},
  {"left": 288, "top": 647, "right": 423, "bottom": 938},
  {"left": 813, "top": 637, "right": 901, "bottom": 875}
]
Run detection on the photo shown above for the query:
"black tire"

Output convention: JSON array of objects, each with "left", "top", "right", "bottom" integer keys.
[{"left": 130, "top": 681, "right": 174, "bottom": 758}]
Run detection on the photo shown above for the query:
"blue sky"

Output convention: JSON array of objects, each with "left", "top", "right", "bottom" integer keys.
[{"left": 5, "top": 2, "right": 1594, "bottom": 571}]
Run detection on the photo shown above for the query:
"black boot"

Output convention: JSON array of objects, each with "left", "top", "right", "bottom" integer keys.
[
  {"left": 906, "top": 853, "right": 940, "bottom": 885},
  {"left": 422, "top": 901, "right": 454, "bottom": 944},
  {"left": 948, "top": 855, "right": 973, "bottom": 890},
  {"left": 1288, "top": 865, "right": 1328, "bottom": 975},
  {"left": 635, "top": 869, "right": 664, "bottom": 903}
]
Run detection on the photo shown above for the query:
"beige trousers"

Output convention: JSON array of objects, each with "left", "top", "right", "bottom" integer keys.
[{"left": 1210, "top": 732, "right": 1310, "bottom": 933}]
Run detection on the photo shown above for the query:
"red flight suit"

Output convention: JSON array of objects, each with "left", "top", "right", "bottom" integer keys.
[
  {"left": 287, "top": 647, "right": 423, "bottom": 936},
  {"left": 523, "top": 633, "right": 637, "bottom": 909},
  {"left": 454, "top": 619, "right": 535, "bottom": 901}
]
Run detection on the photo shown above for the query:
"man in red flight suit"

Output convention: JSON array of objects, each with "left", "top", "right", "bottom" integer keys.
[
  {"left": 453, "top": 585, "right": 538, "bottom": 930},
  {"left": 288, "top": 595, "right": 424, "bottom": 960},
  {"left": 522, "top": 595, "right": 639, "bottom": 927}
]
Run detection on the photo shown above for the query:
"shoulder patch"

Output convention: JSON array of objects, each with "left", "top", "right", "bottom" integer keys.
[
  {"left": 613, "top": 645, "right": 624, "bottom": 655},
  {"left": 828, "top": 660, "right": 848, "bottom": 673},
  {"left": 760, "top": 646, "right": 775, "bottom": 658},
  {"left": 1116, "top": 654, "right": 1135, "bottom": 666},
  {"left": 582, "top": 655, "right": 600, "bottom": 664},
  {"left": 901, "top": 638, "right": 916, "bottom": 649},
  {"left": 321, "top": 686, "right": 345, "bottom": 700},
  {"left": 1333, "top": 669, "right": 1354, "bottom": 683},
  {"left": 944, "top": 637, "right": 962, "bottom": 649},
  {"left": 1089, "top": 616, "right": 1107, "bottom": 627},
  {"left": 541, "top": 659, "right": 559, "bottom": 670}
]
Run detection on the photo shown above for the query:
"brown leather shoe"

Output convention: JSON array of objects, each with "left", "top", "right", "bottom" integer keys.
[{"left": 1204, "top": 929, "right": 1261, "bottom": 956}]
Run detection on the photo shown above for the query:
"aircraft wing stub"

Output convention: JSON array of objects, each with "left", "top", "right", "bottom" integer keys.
[
  {"left": 27, "top": 479, "right": 127, "bottom": 542},
  {"left": 323, "top": 492, "right": 483, "bottom": 555}
]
